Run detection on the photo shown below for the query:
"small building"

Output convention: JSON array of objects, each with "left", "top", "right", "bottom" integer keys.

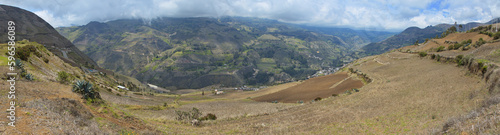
[
  {"left": 117, "top": 85, "right": 129, "bottom": 91},
  {"left": 214, "top": 89, "right": 224, "bottom": 95}
]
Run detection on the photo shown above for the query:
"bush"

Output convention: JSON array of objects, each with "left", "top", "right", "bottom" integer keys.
[
  {"left": 494, "top": 32, "right": 500, "bottom": 40},
  {"left": 482, "top": 65, "right": 488, "bottom": 74},
  {"left": 25, "top": 73, "right": 34, "bottom": 81},
  {"left": 418, "top": 52, "right": 427, "bottom": 57},
  {"left": 72, "top": 80, "right": 101, "bottom": 100},
  {"left": 314, "top": 97, "right": 322, "bottom": 101},
  {"left": 15, "top": 59, "right": 23, "bottom": 69},
  {"left": 14, "top": 45, "right": 37, "bottom": 61},
  {"left": 475, "top": 38, "right": 486, "bottom": 47},
  {"left": 57, "top": 71, "right": 71, "bottom": 84},
  {"left": 437, "top": 46, "right": 445, "bottom": 52},
  {"left": 430, "top": 54, "right": 436, "bottom": 59},
  {"left": 175, "top": 107, "right": 202, "bottom": 126},
  {"left": 435, "top": 55, "right": 441, "bottom": 61},
  {"left": 43, "top": 57, "right": 49, "bottom": 63},
  {"left": 199, "top": 113, "right": 217, "bottom": 121},
  {"left": 456, "top": 55, "right": 464, "bottom": 65}
]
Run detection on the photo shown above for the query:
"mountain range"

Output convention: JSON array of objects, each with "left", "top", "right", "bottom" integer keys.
[
  {"left": 360, "top": 19, "right": 499, "bottom": 56},
  {"left": 57, "top": 17, "right": 393, "bottom": 89}
]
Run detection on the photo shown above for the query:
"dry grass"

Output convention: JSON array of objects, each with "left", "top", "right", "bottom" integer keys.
[
  {"left": 253, "top": 73, "right": 363, "bottom": 103},
  {"left": 106, "top": 51, "right": 488, "bottom": 134}
]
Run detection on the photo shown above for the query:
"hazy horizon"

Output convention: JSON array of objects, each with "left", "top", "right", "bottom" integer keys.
[{"left": 1, "top": 0, "right": 499, "bottom": 32}]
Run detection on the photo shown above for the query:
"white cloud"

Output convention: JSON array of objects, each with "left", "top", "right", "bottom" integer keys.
[{"left": 1, "top": 0, "right": 498, "bottom": 31}]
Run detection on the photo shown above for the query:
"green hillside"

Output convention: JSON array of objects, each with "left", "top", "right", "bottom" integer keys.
[{"left": 57, "top": 17, "right": 372, "bottom": 89}]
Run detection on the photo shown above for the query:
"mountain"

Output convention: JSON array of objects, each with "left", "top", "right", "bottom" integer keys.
[
  {"left": 486, "top": 17, "right": 500, "bottom": 24},
  {"left": 57, "top": 17, "right": 383, "bottom": 89},
  {"left": 0, "top": 5, "right": 98, "bottom": 69},
  {"left": 299, "top": 26, "right": 396, "bottom": 48},
  {"left": 360, "top": 21, "right": 491, "bottom": 56}
]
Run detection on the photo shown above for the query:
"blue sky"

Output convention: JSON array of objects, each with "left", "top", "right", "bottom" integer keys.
[{"left": 1, "top": 0, "right": 498, "bottom": 31}]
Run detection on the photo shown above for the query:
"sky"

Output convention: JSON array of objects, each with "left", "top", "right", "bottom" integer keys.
[{"left": 1, "top": 0, "right": 499, "bottom": 32}]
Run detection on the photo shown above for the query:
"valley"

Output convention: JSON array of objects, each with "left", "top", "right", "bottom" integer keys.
[{"left": 56, "top": 17, "right": 393, "bottom": 89}]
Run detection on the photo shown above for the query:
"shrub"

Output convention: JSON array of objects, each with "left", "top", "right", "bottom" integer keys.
[
  {"left": 15, "top": 59, "right": 23, "bottom": 69},
  {"left": 43, "top": 57, "right": 49, "bottom": 63},
  {"left": 494, "top": 32, "right": 500, "bottom": 40},
  {"left": 14, "top": 45, "right": 37, "bottom": 61},
  {"left": 435, "top": 55, "right": 441, "bottom": 61},
  {"left": 72, "top": 80, "right": 101, "bottom": 100},
  {"left": 57, "top": 71, "right": 71, "bottom": 84},
  {"left": 200, "top": 113, "right": 217, "bottom": 121},
  {"left": 437, "top": 46, "right": 445, "bottom": 52},
  {"left": 314, "top": 97, "right": 322, "bottom": 101},
  {"left": 448, "top": 44, "right": 454, "bottom": 50},
  {"left": 430, "top": 54, "right": 436, "bottom": 59},
  {"left": 456, "top": 55, "right": 464, "bottom": 65},
  {"left": 25, "top": 73, "right": 34, "bottom": 81},
  {"left": 482, "top": 65, "right": 488, "bottom": 74},
  {"left": 332, "top": 94, "right": 339, "bottom": 97},
  {"left": 475, "top": 38, "right": 486, "bottom": 47},
  {"left": 418, "top": 52, "right": 427, "bottom": 57},
  {"left": 175, "top": 107, "right": 202, "bottom": 126}
]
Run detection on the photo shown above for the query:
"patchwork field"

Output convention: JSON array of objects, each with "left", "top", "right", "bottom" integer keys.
[{"left": 253, "top": 73, "right": 363, "bottom": 103}]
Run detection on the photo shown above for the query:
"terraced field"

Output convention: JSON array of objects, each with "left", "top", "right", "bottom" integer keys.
[{"left": 252, "top": 73, "right": 363, "bottom": 103}]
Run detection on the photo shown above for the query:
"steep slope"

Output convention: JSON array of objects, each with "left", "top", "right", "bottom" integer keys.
[
  {"left": 361, "top": 21, "right": 489, "bottom": 56},
  {"left": 0, "top": 41, "right": 160, "bottom": 134},
  {"left": 299, "top": 26, "right": 396, "bottom": 48},
  {"left": 0, "top": 5, "right": 98, "bottom": 68},
  {"left": 57, "top": 17, "right": 366, "bottom": 89}
]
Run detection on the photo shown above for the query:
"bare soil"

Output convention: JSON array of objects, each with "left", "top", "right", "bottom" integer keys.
[{"left": 252, "top": 73, "right": 363, "bottom": 103}]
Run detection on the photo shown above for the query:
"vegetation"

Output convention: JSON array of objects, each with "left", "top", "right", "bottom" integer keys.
[
  {"left": 57, "top": 17, "right": 364, "bottom": 89},
  {"left": 436, "top": 46, "right": 445, "bottom": 52},
  {"left": 57, "top": 71, "right": 72, "bottom": 84},
  {"left": 175, "top": 107, "right": 202, "bottom": 126},
  {"left": 441, "top": 26, "right": 457, "bottom": 38},
  {"left": 43, "top": 57, "right": 49, "bottom": 63},
  {"left": 474, "top": 38, "right": 486, "bottom": 47},
  {"left": 199, "top": 113, "right": 217, "bottom": 121},
  {"left": 455, "top": 55, "right": 464, "bottom": 66},
  {"left": 418, "top": 52, "right": 427, "bottom": 57},
  {"left": 25, "top": 73, "right": 34, "bottom": 81},
  {"left": 431, "top": 54, "right": 436, "bottom": 59},
  {"left": 448, "top": 39, "right": 472, "bottom": 50},
  {"left": 15, "top": 45, "right": 37, "bottom": 61},
  {"left": 72, "top": 80, "right": 101, "bottom": 100}
]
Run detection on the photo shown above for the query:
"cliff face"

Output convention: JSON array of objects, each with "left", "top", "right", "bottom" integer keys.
[{"left": 0, "top": 5, "right": 97, "bottom": 68}]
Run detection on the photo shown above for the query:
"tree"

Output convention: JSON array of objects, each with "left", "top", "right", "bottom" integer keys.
[{"left": 459, "top": 24, "right": 463, "bottom": 32}]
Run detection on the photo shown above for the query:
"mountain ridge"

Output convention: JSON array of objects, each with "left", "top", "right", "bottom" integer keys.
[
  {"left": 57, "top": 17, "right": 391, "bottom": 89},
  {"left": 0, "top": 4, "right": 99, "bottom": 69},
  {"left": 360, "top": 19, "right": 498, "bottom": 56}
]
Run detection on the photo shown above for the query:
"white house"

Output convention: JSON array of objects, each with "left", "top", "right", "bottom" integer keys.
[
  {"left": 214, "top": 89, "right": 224, "bottom": 95},
  {"left": 117, "top": 85, "right": 129, "bottom": 90}
]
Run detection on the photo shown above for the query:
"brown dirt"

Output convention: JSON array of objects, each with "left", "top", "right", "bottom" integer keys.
[
  {"left": 252, "top": 73, "right": 363, "bottom": 103},
  {"left": 411, "top": 32, "right": 493, "bottom": 52}
]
